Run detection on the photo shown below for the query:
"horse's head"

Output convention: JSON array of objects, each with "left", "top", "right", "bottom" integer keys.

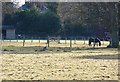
[{"left": 96, "top": 38, "right": 101, "bottom": 46}]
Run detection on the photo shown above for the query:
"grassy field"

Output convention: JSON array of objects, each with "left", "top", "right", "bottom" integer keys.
[{"left": 1, "top": 40, "right": 119, "bottom": 80}]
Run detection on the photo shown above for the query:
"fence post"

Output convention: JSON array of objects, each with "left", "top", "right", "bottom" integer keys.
[
  {"left": 17, "top": 37, "right": 18, "bottom": 42},
  {"left": 88, "top": 37, "right": 90, "bottom": 45},
  {"left": 31, "top": 37, "right": 33, "bottom": 43},
  {"left": 65, "top": 37, "right": 67, "bottom": 44},
  {"left": 22, "top": 36, "right": 25, "bottom": 47},
  {"left": 58, "top": 37, "right": 60, "bottom": 44},
  {"left": 74, "top": 37, "right": 76, "bottom": 44},
  {"left": 17, "top": 39, "right": 18, "bottom": 42},
  {"left": 70, "top": 37, "right": 72, "bottom": 48},
  {"left": 102, "top": 38, "right": 104, "bottom": 45},
  {"left": 39, "top": 37, "right": 40, "bottom": 43},
  {"left": 47, "top": 36, "right": 50, "bottom": 47},
  {"left": 23, "top": 39, "right": 25, "bottom": 47},
  {"left": 84, "top": 37, "right": 85, "bottom": 44}
]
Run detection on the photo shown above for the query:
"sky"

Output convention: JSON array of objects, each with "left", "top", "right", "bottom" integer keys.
[
  {"left": 8, "top": 0, "right": 120, "bottom": 7},
  {"left": 10, "top": 0, "right": 25, "bottom": 7},
  {"left": 17, "top": 0, "right": 25, "bottom": 6},
  {"left": 8, "top": 0, "right": 120, "bottom": 5}
]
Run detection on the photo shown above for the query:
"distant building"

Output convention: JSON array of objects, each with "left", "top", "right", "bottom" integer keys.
[{"left": 2, "top": 25, "right": 15, "bottom": 39}]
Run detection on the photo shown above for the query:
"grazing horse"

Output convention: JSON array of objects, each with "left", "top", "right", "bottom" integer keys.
[{"left": 89, "top": 37, "right": 101, "bottom": 47}]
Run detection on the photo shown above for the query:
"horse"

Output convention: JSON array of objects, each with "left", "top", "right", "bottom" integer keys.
[{"left": 89, "top": 37, "right": 101, "bottom": 47}]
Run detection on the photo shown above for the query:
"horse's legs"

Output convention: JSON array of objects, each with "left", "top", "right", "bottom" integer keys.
[
  {"left": 89, "top": 41, "right": 91, "bottom": 46},
  {"left": 96, "top": 43, "right": 98, "bottom": 46}
]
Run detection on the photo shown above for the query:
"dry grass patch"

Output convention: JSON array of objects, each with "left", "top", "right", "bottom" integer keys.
[{"left": 1, "top": 47, "right": 118, "bottom": 80}]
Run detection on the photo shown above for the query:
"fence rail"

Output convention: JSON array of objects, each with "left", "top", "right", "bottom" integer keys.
[{"left": 2, "top": 36, "right": 110, "bottom": 48}]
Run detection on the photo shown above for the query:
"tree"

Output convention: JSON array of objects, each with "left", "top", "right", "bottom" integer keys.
[
  {"left": 118, "top": 2, "right": 120, "bottom": 43},
  {"left": 58, "top": 2, "right": 119, "bottom": 47},
  {"left": 107, "top": 3, "right": 119, "bottom": 48},
  {"left": 58, "top": 3, "right": 87, "bottom": 36},
  {"left": 2, "top": 2, "right": 17, "bottom": 25},
  {"left": 2, "top": 14, "right": 15, "bottom": 25},
  {"left": 2, "top": 2, "right": 16, "bottom": 16},
  {"left": 14, "top": 5, "right": 61, "bottom": 36},
  {"left": 46, "top": 2, "right": 58, "bottom": 14}
]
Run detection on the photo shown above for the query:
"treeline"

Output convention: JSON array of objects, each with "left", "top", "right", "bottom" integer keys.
[
  {"left": 2, "top": 2, "right": 118, "bottom": 38},
  {"left": 58, "top": 2, "right": 118, "bottom": 37},
  {"left": 3, "top": 2, "right": 61, "bottom": 37}
]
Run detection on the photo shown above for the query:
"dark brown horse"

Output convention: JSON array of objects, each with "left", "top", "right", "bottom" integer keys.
[{"left": 89, "top": 37, "right": 101, "bottom": 47}]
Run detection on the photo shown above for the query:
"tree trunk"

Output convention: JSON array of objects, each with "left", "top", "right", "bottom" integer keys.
[
  {"left": 107, "top": 3, "right": 119, "bottom": 48},
  {"left": 0, "top": 2, "right": 2, "bottom": 40},
  {"left": 108, "top": 30, "right": 119, "bottom": 48}
]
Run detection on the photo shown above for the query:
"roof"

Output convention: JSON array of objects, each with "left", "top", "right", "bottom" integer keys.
[{"left": 2, "top": 25, "right": 15, "bottom": 30}]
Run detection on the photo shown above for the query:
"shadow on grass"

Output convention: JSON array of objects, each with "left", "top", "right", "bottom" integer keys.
[
  {"left": 2, "top": 46, "right": 118, "bottom": 54},
  {"left": 72, "top": 54, "right": 120, "bottom": 60},
  {"left": 79, "top": 47, "right": 109, "bottom": 50}
]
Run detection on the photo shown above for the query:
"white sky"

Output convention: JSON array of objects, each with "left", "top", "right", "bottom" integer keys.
[
  {"left": 16, "top": 0, "right": 25, "bottom": 6},
  {"left": 3, "top": 0, "right": 118, "bottom": 2},
  {"left": 12, "top": 0, "right": 120, "bottom": 7}
]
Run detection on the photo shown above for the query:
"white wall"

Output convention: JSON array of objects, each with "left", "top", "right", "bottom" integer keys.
[{"left": 6, "top": 29, "right": 15, "bottom": 39}]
